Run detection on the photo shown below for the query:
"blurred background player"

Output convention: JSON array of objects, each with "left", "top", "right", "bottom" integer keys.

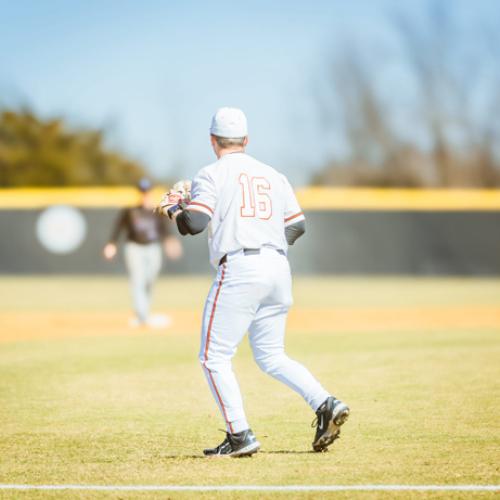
[{"left": 103, "top": 178, "right": 182, "bottom": 328}]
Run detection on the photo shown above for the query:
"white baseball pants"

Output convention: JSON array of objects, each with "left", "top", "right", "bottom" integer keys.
[
  {"left": 199, "top": 247, "right": 330, "bottom": 434},
  {"left": 124, "top": 242, "right": 162, "bottom": 323}
]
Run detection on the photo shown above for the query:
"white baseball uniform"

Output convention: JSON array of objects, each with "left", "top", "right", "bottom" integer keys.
[{"left": 186, "top": 152, "right": 330, "bottom": 434}]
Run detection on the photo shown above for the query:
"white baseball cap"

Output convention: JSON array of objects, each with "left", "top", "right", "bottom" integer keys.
[{"left": 210, "top": 107, "right": 248, "bottom": 138}]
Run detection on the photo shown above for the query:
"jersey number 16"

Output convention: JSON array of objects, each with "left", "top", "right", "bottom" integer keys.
[{"left": 239, "top": 173, "right": 272, "bottom": 220}]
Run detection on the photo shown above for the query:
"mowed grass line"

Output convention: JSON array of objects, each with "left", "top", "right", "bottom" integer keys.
[
  {"left": 0, "top": 277, "right": 499, "bottom": 499},
  {"left": 2, "top": 491, "right": 499, "bottom": 500}
]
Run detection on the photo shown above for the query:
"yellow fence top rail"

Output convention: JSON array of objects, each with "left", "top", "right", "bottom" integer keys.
[
  {"left": 0, "top": 187, "right": 500, "bottom": 210},
  {"left": 296, "top": 187, "right": 500, "bottom": 210}
]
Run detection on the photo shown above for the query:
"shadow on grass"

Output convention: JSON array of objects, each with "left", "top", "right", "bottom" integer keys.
[
  {"left": 261, "top": 450, "right": 317, "bottom": 455},
  {"left": 159, "top": 450, "right": 316, "bottom": 460}
]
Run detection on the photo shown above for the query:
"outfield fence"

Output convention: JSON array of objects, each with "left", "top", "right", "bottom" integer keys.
[{"left": 1, "top": 188, "right": 499, "bottom": 275}]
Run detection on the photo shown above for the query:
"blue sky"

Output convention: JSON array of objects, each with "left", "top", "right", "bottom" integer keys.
[{"left": 0, "top": 0, "right": 497, "bottom": 184}]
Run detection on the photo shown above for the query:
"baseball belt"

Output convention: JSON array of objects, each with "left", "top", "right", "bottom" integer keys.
[{"left": 219, "top": 248, "right": 285, "bottom": 266}]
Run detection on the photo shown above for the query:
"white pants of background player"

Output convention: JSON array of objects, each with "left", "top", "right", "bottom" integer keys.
[
  {"left": 199, "top": 247, "right": 330, "bottom": 434},
  {"left": 124, "top": 242, "right": 162, "bottom": 323}
]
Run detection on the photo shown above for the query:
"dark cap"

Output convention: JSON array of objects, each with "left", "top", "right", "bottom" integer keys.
[{"left": 137, "top": 177, "right": 153, "bottom": 192}]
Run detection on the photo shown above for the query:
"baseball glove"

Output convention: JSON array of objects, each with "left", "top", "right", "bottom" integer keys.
[{"left": 157, "top": 179, "right": 192, "bottom": 218}]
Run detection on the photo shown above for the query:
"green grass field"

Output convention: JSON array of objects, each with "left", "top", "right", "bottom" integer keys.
[{"left": 0, "top": 276, "right": 499, "bottom": 499}]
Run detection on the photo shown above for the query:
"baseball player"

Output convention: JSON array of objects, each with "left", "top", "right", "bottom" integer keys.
[
  {"left": 104, "top": 178, "right": 182, "bottom": 327},
  {"left": 160, "top": 108, "right": 349, "bottom": 456}
]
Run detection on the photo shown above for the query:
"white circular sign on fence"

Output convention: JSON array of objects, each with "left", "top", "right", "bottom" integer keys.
[{"left": 36, "top": 205, "right": 87, "bottom": 254}]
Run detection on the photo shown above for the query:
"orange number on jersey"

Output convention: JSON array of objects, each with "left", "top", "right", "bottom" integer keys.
[
  {"left": 253, "top": 177, "right": 272, "bottom": 219},
  {"left": 239, "top": 173, "right": 255, "bottom": 217},
  {"left": 239, "top": 174, "right": 272, "bottom": 220}
]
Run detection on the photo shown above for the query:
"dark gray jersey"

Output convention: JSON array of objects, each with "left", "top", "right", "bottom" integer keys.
[{"left": 110, "top": 206, "right": 170, "bottom": 245}]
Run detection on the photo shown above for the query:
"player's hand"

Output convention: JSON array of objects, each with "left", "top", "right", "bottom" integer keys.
[
  {"left": 157, "top": 191, "right": 183, "bottom": 218},
  {"left": 164, "top": 236, "right": 183, "bottom": 260},
  {"left": 103, "top": 243, "right": 117, "bottom": 260}
]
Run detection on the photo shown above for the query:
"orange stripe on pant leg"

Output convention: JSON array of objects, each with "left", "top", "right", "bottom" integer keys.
[
  {"left": 203, "top": 266, "right": 226, "bottom": 361},
  {"left": 205, "top": 366, "right": 234, "bottom": 434},
  {"left": 202, "top": 265, "right": 233, "bottom": 432}
]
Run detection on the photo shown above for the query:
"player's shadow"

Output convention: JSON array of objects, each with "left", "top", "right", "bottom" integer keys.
[
  {"left": 160, "top": 454, "right": 206, "bottom": 460},
  {"left": 159, "top": 450, "right": 314, "bottom": 460},
  {"left": 159, "top": 450, "right": 317, "bottom": 460},
  {"left": 261, "top": 450, "right": 317, "bottom": 455}
]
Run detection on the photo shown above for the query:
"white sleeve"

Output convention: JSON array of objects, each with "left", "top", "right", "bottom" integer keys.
[
  {"left": 186, "top": 169, "right": 216, "bottom": 219},
  {"left": 283, "top": 176, "right": 305, "bottom": 227}
]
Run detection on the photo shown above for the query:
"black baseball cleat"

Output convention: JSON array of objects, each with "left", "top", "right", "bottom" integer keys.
[
  {"left": 312, "top": 397, "right": 350, "bottom": 452},
  {"left": 203, "top": 429, "right": 260, "bottom": 457}
]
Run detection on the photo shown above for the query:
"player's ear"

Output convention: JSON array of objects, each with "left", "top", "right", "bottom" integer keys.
[
  {"left": 243, "top": 136, "right": 249, "bottom": 147},
  {"left": 210, "top": 135, "right": 217, "bottom": 150}
]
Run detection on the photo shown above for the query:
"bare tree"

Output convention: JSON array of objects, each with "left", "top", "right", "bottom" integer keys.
[{"left": 314, "top": 1, "right": 500, "bottom": 187}]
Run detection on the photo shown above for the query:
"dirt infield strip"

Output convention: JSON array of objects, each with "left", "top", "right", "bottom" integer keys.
[{"left": 1, "top": 306, "right": 499, "bottom": 343}]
